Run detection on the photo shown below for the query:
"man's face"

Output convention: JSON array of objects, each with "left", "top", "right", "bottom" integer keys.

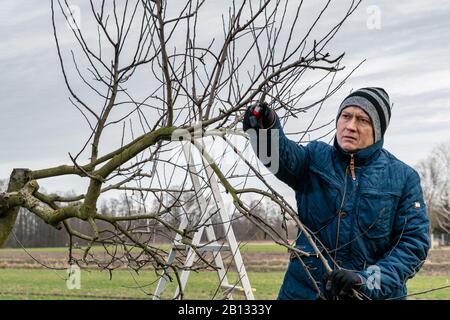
[{"left": 336, "top": 106, "right": 374, "bottom": 153}]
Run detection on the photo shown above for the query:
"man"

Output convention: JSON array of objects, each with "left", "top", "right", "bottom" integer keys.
[{"left": 243, "top": 87, "right": 430, "bottom": 300}]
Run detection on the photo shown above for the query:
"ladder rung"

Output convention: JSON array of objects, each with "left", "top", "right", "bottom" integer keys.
[
  {"left": 221, "top": 284, "right": 256, "bottom": 294},
  {"left": 173, "top": 244, "right": 231, "bottom": 252}
]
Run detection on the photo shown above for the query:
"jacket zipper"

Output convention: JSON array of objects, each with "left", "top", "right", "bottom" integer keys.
[{"left": 350, "top": 154, "right": 356, "bottom": 181}]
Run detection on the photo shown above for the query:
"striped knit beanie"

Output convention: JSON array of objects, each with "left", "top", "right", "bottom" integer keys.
[{"left": 337, "top": 87, "right": 391, "bottom": 143}]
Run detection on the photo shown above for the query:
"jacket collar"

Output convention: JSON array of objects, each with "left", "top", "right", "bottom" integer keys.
[{"left": 333, "top": 136, "right": 384, "bottom": 166}]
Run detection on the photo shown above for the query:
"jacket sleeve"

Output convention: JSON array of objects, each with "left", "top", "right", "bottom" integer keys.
[
  {"left": 357, "top": 169, "right": 430, "bottom": 299},
  {"left": 248, "top": 112, "right": 310, "bottom": 191}
]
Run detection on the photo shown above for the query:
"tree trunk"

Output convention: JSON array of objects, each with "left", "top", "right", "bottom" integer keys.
[{"left": 0, "top": 169, "right": 30, "bottom": 247}]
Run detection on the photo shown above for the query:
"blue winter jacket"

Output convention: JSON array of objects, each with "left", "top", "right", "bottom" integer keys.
[{"left": 256, "top": 115, "right": 430, "bottom": 300}]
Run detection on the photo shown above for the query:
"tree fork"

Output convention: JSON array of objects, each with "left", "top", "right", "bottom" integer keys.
[{"left": 0, "top": 169, "right": 31, "bottom": 247}]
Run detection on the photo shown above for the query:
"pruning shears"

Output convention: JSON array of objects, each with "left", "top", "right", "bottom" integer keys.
[{"left": 249, "top": 104, "right": 263, "bottom": 128}]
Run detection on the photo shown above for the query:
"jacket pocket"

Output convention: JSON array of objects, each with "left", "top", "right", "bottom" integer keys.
[
  {"left": 306, "top": 165, "right": 342, "bottom": 230},
  {"left": 357, "top": 190, "right": 399, "bottom": 239}
]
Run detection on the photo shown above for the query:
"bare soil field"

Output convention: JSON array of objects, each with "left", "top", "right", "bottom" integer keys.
[{"left": 1, "top": 246, "right": 449, "bottom": 275}]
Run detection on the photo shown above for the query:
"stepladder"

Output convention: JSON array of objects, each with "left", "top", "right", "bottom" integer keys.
[{"left": 153, "top": 140, "right": 255, "bottom": 300}]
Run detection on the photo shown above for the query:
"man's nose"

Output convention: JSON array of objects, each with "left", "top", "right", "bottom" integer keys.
[{"left": 345, "top": 118, "right": 357, "bottom": 131}]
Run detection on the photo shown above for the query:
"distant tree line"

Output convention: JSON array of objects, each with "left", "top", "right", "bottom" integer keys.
[{"left": 416, "top": 142, "right": 450, "bottom": 235}]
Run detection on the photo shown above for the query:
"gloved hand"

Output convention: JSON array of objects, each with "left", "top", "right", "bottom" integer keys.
[
  {"left": 326, "top": 269, "right": 363, "bottom": 297},
  {"left": 242, "top": 102, "right": 275, "bottom": 131}
]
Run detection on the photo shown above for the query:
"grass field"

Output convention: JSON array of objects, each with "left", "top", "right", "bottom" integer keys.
[
  {"left": 0, "top": 268, "right": 284, "bottom": 300},
  {"left": 0, "top": 268, "right": 449, "bottom": 300},
  {"left": 0, "top": 244, "right": 449, "bottom": 300}
]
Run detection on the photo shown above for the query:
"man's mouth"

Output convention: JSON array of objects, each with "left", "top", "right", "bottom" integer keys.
[{"left": 343, "top": 136, "right": 357, "bottom": 141}]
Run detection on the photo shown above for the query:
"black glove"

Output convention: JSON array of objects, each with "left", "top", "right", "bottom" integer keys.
[
  {"left": 242, "top": 102, "right": 275, "bottom": 131},
  {"left": 326, "top": 269, "right": 363, "bottom": 297}
]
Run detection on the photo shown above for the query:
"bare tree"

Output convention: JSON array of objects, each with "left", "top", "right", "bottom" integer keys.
[
  {"left": 0, "top": 0, "right": 362, "bottom": 299},
  {"left": 417, "top": 143, "right": 450, "bottom": 234}
]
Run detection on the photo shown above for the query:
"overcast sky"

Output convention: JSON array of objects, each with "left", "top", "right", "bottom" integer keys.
[{"left": 1, "top": 0, "right": 449, "bottom": 197}]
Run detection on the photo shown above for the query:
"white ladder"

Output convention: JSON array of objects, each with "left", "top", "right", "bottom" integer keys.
[{"left": 153, "top": 141, "right": 255, "bottom": 300}]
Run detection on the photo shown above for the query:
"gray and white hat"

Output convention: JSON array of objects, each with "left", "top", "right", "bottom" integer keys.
[{"left": 337, "top": 87, "right": 392, "bottom": 143}]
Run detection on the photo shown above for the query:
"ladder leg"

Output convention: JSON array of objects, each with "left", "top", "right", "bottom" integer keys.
[
  {"left": 202, "top": 155, "right": 255, "bottom": 300},
  {"left": 204, "top": 224, "right": 233, "bottom": 299},
  {"left": 153, "top": 248, "right": 177, "bottom": 300}
]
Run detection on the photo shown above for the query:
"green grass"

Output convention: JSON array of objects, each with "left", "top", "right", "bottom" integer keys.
[
  {"left": 0, "top": 268, "right": 284, "bottom": 300},
  {"left": 237, "top": 242, "right": 289, "bottom": 253},
  {"left": 406, "top": 275, "right": 450, "bottom": 299},
  {"left": 0, "top": 268, "right": 449, "bottom": 300},
  {"left": 1, "top": 247, "right": 71, "bottom": 253}
]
